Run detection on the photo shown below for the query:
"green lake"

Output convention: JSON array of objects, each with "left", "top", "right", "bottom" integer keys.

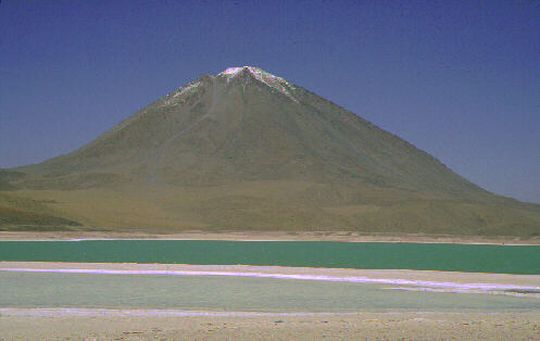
[{"left": 0, "top": 240, "right": 539, "bottom": 274}]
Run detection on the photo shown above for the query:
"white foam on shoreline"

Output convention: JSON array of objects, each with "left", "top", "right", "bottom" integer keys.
[{"left": 1, "top": 267, "right": 538, "bottom": 295}]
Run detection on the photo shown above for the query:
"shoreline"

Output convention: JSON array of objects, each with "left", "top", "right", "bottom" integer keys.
[
  {"left": 1, "top": 230, "right": 539, "bottom": 245},
  {"left": 2, "top": 262, "right": 539, "bottom": 295},
  {"left": 1, "top": 307, "right": 538, "bottom": 318}
]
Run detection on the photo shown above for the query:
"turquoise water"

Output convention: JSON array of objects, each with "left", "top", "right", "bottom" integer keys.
[
  {"left": 0, "top": 240, "right": 539, "bottom": 274},
  {"left": 1, "top": 272, "right": 538, "bottom": 312}
]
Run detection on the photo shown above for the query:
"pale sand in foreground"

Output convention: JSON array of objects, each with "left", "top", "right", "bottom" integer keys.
[
  {"left": 1, "top": 262, "right": 539, "bottom": 339},
  {"left": 1, "top": 311, "right": 539, "bottom": 340},
  {"left": 2, "top": 230, "right": 539, "bottom": 245}
]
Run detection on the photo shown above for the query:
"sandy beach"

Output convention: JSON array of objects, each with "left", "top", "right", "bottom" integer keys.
[{"left": 1, "top": 310, "right": 539, "bottom": 340}]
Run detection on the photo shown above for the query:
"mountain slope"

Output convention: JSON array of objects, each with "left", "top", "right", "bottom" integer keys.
[{"left": 2, "top": 66, "right": 539, "bottom": 236}]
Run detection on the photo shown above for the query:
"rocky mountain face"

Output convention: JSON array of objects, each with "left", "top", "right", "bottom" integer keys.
[{"left": 2, "top": 66, "right": 539, "bottom": 236}]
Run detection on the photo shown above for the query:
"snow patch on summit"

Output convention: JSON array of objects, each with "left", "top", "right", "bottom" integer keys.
[
  {"left": 219, "top": 66, "right": 297, "bottom": 101},
  {"left": 221, "top": 67, "right": 245, "bottom": 76}
]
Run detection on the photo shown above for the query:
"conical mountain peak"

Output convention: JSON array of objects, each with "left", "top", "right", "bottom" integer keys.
[{"left": 4, "top": 67, "right": 540, "bottom": 235}]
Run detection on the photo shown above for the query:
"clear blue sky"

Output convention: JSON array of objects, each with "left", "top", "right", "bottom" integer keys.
[{"left": 1, "top": 0, "right": 539, "bottom": 204}]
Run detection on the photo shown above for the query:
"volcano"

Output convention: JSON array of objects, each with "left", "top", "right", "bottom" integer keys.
[{"left": 2, "top": 66, "right": 539, "bottom": 236}]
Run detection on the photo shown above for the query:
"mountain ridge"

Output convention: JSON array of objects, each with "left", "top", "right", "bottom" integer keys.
[{"left": 1, "top": 66, "right": 539, "bottom": 237}]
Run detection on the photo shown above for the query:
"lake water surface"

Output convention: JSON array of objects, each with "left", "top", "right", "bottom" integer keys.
[{"left": 0, "top": 240, "right": 539, "bottom": 274}]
